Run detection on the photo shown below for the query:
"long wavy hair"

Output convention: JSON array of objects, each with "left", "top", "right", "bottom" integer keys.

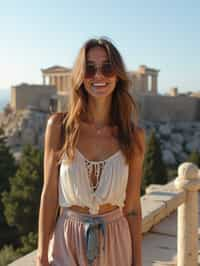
[{"left": 58, "top": 37, "right": 141, "bottom": 165}]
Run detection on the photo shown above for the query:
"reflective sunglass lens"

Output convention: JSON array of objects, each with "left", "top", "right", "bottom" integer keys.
[
  {"left": 102, "top": 63, "right": 114, "bottom": 76},
  {"left": 85, "top": 63, "right": 114, "bottom": 78},
  {"left": 85, "top": 65, "right": 96, "bottom": 78}
]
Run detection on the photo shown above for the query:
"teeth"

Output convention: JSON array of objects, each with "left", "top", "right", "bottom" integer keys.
[{"left": 93, "top": 83, "right": 106, "bottom": 86}]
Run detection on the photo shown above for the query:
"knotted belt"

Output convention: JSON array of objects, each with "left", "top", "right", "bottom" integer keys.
[{"left": 81, "top": 216, "right": 106, "bottom": 265}]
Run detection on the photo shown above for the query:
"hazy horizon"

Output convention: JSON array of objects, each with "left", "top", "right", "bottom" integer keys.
[{"left": 0, "top": 89, "right": 10, "bottom": 111}]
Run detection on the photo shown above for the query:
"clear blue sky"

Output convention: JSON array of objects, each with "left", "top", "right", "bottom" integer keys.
[{"left": 0, "top": 0, "right": 199, "bottom": 94}]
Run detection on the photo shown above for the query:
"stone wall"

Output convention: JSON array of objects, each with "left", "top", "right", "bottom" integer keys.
[
  {"left": 11, "top": 84, "right": 57, "bottom": 112},
  {"left": 57, "top": 91, "right": 200, "bottom": 122},
  {"left": 10, "top": 82, "right": 200, "bottom": 122},
  {"left": 137, "top": 94, "right": 200, "bottom": 122},
  {"left": 57, "top": 92, "right": 69, "bottom": 112}
]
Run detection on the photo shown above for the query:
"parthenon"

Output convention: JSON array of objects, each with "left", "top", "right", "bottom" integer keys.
[{"left": 41, "top": 65, "right": 72, "bottom": 93}]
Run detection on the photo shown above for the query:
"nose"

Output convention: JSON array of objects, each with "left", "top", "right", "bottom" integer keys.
[{"left": 94, "top": 67, "right": 104, "bottom": 78}]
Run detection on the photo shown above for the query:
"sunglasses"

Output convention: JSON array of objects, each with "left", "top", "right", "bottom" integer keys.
[{"left": 85, "top": 62, "right": 115, "bottom": 78}]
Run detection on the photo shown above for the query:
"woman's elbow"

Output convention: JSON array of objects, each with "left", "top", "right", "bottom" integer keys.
[{"left": 40, "top": 187, "right": 58, "bottom": 208}]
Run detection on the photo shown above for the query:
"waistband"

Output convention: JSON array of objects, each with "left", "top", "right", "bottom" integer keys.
[
  {"left": 61, "top": 207, "right": 124, "bottom": 223},
  {"left": 61, "top": 207, "right": 124, "bottom": 265}
]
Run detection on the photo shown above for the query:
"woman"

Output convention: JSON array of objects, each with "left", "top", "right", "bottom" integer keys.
[{"left": 37, "top": 37, "right": 145, "bottom": 266}]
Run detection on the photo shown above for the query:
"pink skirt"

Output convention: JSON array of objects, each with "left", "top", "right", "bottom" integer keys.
[{"left": 48, "top": 207, "right": 132, "bottom": 266}]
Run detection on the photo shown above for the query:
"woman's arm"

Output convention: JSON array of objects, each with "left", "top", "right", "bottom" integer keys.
[
  {"left": 123, "top": 127, "right": 146, "bottom": 266},
  {"left": 37, "top": 113, "right": 63, "bottom": 265}
]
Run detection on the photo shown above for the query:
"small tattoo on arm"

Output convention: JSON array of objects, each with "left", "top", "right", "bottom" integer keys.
[{"left": 126, "top": 210, "right": 137, "bottom": 217}]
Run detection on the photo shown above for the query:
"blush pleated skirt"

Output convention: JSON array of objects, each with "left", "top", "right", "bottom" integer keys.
[{"left": 48, "top": 207, "right": 132, "bottom": 266}]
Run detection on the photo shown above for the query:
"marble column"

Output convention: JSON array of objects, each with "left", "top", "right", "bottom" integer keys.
[
  {"left": 151, "top": 75, "right": 157, "bottom": 95},
  {"left": 49, "top": 76, "right": 53, "bottom": 86},
  {"left": 53, "top": 76, "right": 58, "bottom": 90},
  {"left": 57, "top": 76, "right": 62, "bottom": 92},
  {"left": 42, "top": 75, "right": 46, "bottom": 85},
  {"left": 60, "top": 76, "right": 63, "bottom": 92},
  {"left": 64, "top": 76, "right": 68, "bottom": 91},
  {"left": 140, "top": 74, "right": 148, "bottom": 93}
]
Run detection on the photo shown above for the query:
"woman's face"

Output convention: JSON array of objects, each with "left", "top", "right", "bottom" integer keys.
[{"left": 83, "top": 46, "right": 118, "bottom": 99}]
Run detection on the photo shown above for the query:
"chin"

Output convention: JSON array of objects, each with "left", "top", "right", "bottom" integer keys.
[{"left": 88, "top": 91, "right": 113, "bottom": 100}]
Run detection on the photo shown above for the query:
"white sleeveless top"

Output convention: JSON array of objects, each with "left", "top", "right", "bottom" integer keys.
[{"left": 58, "top": 148, "right": 129, "bottom": 214}]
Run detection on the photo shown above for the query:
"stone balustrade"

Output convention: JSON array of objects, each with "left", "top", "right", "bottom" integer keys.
[{"left": 174, "top": 162, "right": 200, "bottom": 266}]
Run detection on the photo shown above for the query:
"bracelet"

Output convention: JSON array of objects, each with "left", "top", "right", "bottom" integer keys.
[{"left": 126, "top": 210, "right": 137, "bottom": 217}]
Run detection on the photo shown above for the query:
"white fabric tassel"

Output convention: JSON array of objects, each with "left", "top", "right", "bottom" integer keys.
[{"left": 85, "top": 161, "right": 106, "bottom": 191}]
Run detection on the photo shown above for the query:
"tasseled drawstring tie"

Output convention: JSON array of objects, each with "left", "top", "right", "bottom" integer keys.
[{"left": 82, "top": 216, "right": 106, "bottom": 265}]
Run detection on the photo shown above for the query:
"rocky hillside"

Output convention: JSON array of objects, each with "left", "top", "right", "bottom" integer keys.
[
  {"left": 0, "top": 109, "right": 49, "bottom": 161},
  {"left": 0, "top": 109, "right": 199, "bottom": 165},
  {"left": 141, "top": 120, "right": 200, "bottom": 165}
]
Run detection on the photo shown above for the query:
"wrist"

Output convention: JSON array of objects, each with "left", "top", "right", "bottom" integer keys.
[{"left": 36, "top": 253, "right": 49, "bottom": 263}]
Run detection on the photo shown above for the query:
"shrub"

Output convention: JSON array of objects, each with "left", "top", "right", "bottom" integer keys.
[
  {"left": 0, "top": 245, "right": 19, "bottom": 266},
  {"left": 142, "top": 129, "right": 168, "bottom": 194}
]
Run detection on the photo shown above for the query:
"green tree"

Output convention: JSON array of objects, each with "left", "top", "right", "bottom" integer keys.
[
  {"left": 141, "top": 130, "right": 168, "bottom": 194},
  {"left": 0, "top": 245, "right": 20, "bottom": 266},
  {"left": 166, "top": 165, "right": 178, "bottom": 182},
  {"left": 187, "top": 150, "right": 200, "bottom": 167},
  {"left": 2, "top": 144, "right": 43, "bottom": 236},
  {"left": 0, "top": 232, "right": 38, "bottom": 266},
  {"left": 17, "top": 232, "right": 38, "bottom": 256},
  {"left": 0, "top": 127, "right": 18, "bottom": 247}
]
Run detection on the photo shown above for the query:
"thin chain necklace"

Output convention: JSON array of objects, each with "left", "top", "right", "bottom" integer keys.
[
  {"left": 81, "top": 122, "right": 118, "bottom": 138},
  {"left": 80, "top": 117, "right": 112, "bottom": 136},
  {"left": 91, "top": 123, "right": 108, "bottom": 135}
]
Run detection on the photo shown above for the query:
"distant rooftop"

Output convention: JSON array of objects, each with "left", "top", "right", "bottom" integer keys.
[
  {"left": 41, "top": 65, "right": 71, "bottom": 74},
  {"left": 14, "top": 83, "right": 55, "bottom": 89}
]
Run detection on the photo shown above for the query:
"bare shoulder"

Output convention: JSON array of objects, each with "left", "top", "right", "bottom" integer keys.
[
  {"left": 45, "top": 112, "right": 65, "bottom": 151},
  {"left": 47, "top": 112, "right": 65, "bottom": 127},
  {"left": 134, "top": 126, "right": 146, "bottom": 142}
]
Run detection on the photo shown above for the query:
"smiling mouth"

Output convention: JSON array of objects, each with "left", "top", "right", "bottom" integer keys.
[{"left": 92, "top": 82, "right": 108, "bottom": 87}]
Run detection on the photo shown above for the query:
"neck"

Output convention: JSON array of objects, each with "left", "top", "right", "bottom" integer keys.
[{"left": 82, "top": 96, "right": 112, "bottom": 126}]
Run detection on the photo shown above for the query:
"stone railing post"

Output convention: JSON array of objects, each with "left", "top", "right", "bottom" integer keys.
[{"left": 174, "top": 162, "right": 200, "bottom": 266}]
